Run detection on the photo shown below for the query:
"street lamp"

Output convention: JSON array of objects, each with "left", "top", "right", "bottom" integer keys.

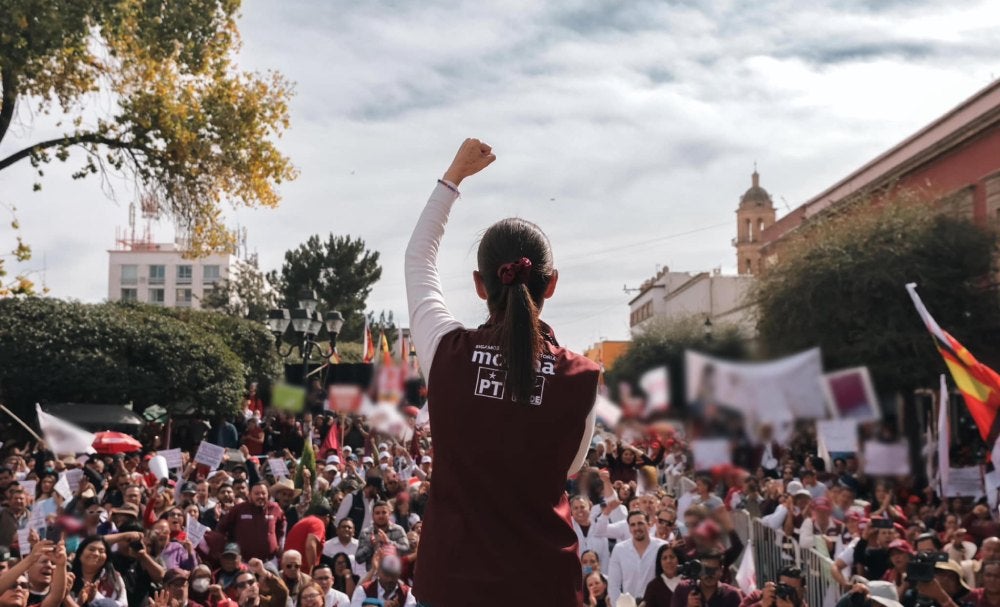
[
  {"left": 267, "top": 290, "right": 344, "bottom": 384},
  {"left": 703, "top": 317, "right": 713, "bottom": 342}
]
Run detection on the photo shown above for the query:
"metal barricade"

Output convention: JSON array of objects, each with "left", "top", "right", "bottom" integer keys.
[
  {"left": 802, "top": 546, "right": 845, "bottom": 607},
  {"left": 750, "top": 517, "right": 802, "bottom": 587},
  {"left": 732, "top": 509, "right": 752, "bottom": 547}
]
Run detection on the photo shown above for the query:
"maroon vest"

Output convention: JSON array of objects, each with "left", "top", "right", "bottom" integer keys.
[
  {"left": 413, "top": 321, "right": 598, "bottom": 606},
  {"left": 362, "top": 579, "right": 410, "bottom": 602}
]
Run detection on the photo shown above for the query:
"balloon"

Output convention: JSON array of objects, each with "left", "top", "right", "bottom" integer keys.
[{"left": 149, "top": 455, "right": 169, "bottom": 481}]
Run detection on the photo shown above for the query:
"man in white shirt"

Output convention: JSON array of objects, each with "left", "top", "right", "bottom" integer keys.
[
  {"left": 571, "top": 496, "right": 611, "bottom": 569},
  {"left": 310, "top": 564, "right": 350, "bottom": 607},
  {"left": 349, "top": 555, "right": 416, "bottom": 607},
  {"left": 606, "top": 510, "right": 667, "bottom": 604},
  {"left": 323, "top": 519, "right": 366, "bottom": 577}
]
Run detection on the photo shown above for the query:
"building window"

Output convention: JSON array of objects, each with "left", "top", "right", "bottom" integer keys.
[
  {"left": 121, "top": 265, "right": 138, "bottom": 285},
  {"left": 176, "top": 288, "right": 193, "bottom": 307},
  {"left": 149, "top": 265, "right": 166, "bottom": 285},
  {"left": 120, "top": 288, "right": 137, "bottom": 302},
  {"left": 746, "top": 218, "right": 753, "bottom": 243},
  {"left": 148, "top": 288, "right": 165, "bottom": 305},
  {"left": 203, "top": 265, "right": 220, "bottom": 283},
  {"left": 177, "top": 265, "right": 193, "bottom": 284}
]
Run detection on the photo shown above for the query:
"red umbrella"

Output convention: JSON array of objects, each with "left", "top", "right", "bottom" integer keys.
[{"left": 92, "top": 431, "right": 142, "bottom": 454}]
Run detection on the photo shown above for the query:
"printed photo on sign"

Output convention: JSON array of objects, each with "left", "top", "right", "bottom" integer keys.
[
  {"left": 475, "top": 367, "right": 507, "bottom": 400},
  {"left": 821, "top": 367, "right": 881, "bottom": 421}
]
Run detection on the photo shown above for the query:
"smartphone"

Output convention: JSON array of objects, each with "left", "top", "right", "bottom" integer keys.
[{"left": 871, "top": 518, "right": 893, "bottom": 529}]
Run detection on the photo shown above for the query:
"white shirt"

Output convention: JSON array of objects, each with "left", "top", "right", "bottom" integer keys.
[
  {"left": 349, "top": 582, "right": 417, "bottom": 607},
  {"left": 334, "top": 492, "right": 375, "bottom": 536},
  {"left": 322, "top": 537, "right": 367, "bottom": 577},
  {"left": 574, "top": 520, "right": 611, "bottom": 569},
  {"left": 590, "top": 503, "right": 627, "bottom": 525},
  {"left": 592, "top": 513, "right": 631, "bottom": 542},
  {"left": 324, "top": 587, "right": 351, "bottom": 607},
  {"left": 405, "top": 182, "right": 596, "bottom": 478},
  {"left": 607, "top": 537, "right": 667, "bottom": 604}
]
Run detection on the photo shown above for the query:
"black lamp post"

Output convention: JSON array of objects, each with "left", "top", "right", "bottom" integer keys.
[
  {"left": 703, "top": 317, "right": 713, "bottom": 342},
  {"left": 267, "top": 290, "right": 344, "bottom": 384}
]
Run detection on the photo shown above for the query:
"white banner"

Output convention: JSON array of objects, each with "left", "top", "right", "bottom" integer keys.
[
  {"left": 691, "top": 438, "right": 732, "bottom": 470},
  {"left": 945, "top": 466, "right": 984, "bottom": 498},
  {"left": 639, "top": 366, "right": 670, "bottom": 417},
  {"left": 863, "top": 441, "right": 910, "bottom": 476},
  {"left": 816, "top": 420, "right": 859, "bottom": 454},
  {"left": 685, "top": 349, "right": 827, "bottom": 430}
]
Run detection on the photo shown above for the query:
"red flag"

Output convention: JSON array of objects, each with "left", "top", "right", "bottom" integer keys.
[
  {"left": 319, "top": 418, "right": 341, "bottom": 461},
  {"left": 362, "top": 319, "right": 375, "bottom": 363}
]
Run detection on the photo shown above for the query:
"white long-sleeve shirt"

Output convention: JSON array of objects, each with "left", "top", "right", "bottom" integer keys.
[
  {"left": 404, "top": 181, "right": 595, "bottom": 477},
  {"left": 607, "top": 537, "right": 667, "bottom": 604},
  {"left": 592, "top": 513, "right": 631, "bottom": 542},
  {"left": 349, "top": 583, "right": 417, "bottom": 607},
  {"left": 574, "top": 520, "right": 612, "bottom": 569}
]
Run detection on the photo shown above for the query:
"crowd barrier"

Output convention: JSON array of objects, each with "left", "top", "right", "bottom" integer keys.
[{"left": 732, "top": 511, "right": 844, "bottom": 607}]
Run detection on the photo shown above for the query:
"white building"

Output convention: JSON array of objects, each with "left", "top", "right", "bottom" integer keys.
[
  {"left": 107, "top": 241, "right": 237, "bottom": 309},
  {"left": 628, "top": 267, "right": 755, "bottom": 336}
]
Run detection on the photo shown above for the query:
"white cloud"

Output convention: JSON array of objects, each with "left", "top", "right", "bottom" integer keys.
[{"left": 1, "top": 0, "right": 998, "bottom": 351}]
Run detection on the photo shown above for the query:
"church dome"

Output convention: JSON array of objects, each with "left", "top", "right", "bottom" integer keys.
[{"left": 740, "top": 170, "right": 773, "bottom": 209}]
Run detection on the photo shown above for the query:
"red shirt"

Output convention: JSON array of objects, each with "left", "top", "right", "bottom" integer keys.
[
  {"left": 284, "top": 515, "right": 327, "bottom": 559},
  {"left": 413, "top": 321, "right": 599, "bottom": 606},
  {"left": 217, "top": 501, "right": 286, "bottom": 561}
]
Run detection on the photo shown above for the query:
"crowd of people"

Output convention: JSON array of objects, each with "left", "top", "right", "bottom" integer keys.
[{"left": 0, "top": 387, "right": 995, "bottom": 607}]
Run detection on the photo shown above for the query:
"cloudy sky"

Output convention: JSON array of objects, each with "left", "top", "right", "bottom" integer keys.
[{"left": 2, "top": 0, "right": 999, "bottom": 351}]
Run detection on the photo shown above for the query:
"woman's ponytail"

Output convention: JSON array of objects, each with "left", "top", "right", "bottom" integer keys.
[
  {"left": 500, "top": 282, "right": 542, "bottom": 403},
  {"left": 478, "top": 219, "right": 553, "bottom": 404}
]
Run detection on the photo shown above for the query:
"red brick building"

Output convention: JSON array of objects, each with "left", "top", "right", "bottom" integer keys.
[{"left": 754, "top": 78, "right": 1000, "bottom": 268}]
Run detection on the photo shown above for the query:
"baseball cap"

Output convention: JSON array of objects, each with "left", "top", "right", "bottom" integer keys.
[
  {"left": 786, "top": 481, "right": 804, "bottom": 494},
  {"left": 222, "top": 543, "right": 241, "bottom": 557},
  {"left": 813, "top": 497, "right": 832, "bottom": 511},
  {"left": 362, "top": 456, "right": 374, "bottom": 465},
  {"left": 887, "top": 539, "right": 914, "bottom": 555},
  {"left": 421, "top": 456, "right": 432, "bottom": 464},
  {"left": 111, "top": 503, "right": 140, "bottom": 518},
  {"left": 326, "top": 454, "right": 341, "bottom": 465},
  {"left": 181, "top": 482, "right": 198, "bottom": 494},
  {"left": 378, "top": 451, "right": 391, "bottom": 460},
  {"left": 794, "top": 489, "right": 812, "bottom": 499},
  {"left": 324, "top": 465, "right": 339, "bottom": 473}
]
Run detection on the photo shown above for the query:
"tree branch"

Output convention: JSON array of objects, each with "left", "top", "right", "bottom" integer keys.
[
  {"left": 0, "top": 68, "right": 17, "bottom": 146},
  {"left": 0, "top": 132, "right": 131, "bottom": 172}
]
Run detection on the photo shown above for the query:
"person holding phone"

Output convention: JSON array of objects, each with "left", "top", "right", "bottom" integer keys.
[
  {"left": 405, "top": 139, "right": 600, "bottom": 606},
  {"left": 853, "top": 518, "right": 898, "bottom": 581}
]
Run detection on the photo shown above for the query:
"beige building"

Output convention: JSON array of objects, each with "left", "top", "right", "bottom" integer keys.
[
  {"left": 107, "top": 241, "right": 236, "bottom": 308},
  {"left": 734, "top": 170, "right": 776, "bottom": 275},
  {"left": 627, "top": 267, "right": 755, "bottom": 336}
]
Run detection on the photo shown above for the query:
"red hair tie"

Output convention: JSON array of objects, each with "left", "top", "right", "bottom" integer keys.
[{"left": 497, "top": 257, "right": 533, "bottom": 286}]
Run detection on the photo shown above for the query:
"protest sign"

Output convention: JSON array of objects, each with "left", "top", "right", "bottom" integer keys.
[
  {"left": 691, "top": 438, "right": 732, "bottom": 471},
  {"left": 17, "top": 528, "right": 31, "bottom": 557},
  {"left": 159, "top": 448, "right": 183, "bottom": 469},
  {"left": 685, "top": 349, "right": 827, "bottom": 430},
  {"left": 268, "top": 458, "right": 289, "bottom": 478},
  {"left": 194, "top": 441, "right": 225, "bottom": 470},
  {"left": 862, "top": 441, "right": 910, "bottom": 476},
  {"left": 19, "top": 480, "right": 36, "bottom": 499},
  {"left": 54, "top": 474, "right": 73, "bottom": 501},
  {"left": 817, "top": 419, "right": 859, "bottom": 455},
  {"left": 821, "top": 367, "right": 881, "bottom": 421},
  {"left": 186, "top": 518, "right": 210, "bottom": 548},
  {"left": 945, "top": 466, "right": 984, "bottom": 498},
  {"left": 639, "top": 366, "right": 670, "bottom": 418},
  {"left": 65, "top": 469, "right": 84, "bottom": 493},
  {"left": 272, "top": 382, "right": 306, "bottom": 413}
]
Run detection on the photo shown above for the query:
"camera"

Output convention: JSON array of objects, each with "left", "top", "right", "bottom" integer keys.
[
  {"left": 776, "top": 583, "right": 797, "bottom": 602},
  {"left": 906, "top": 551, "right": 948, "bottom": 583},
  {"left": 679, "top": 559, "right": 703, "bottom": 580},
  {"left": 870, "top": 518, "right": 893, "bottom": 530}
]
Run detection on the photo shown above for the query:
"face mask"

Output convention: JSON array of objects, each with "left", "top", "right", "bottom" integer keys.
[
  {"left": 582, "top": 566, "right": 593, "bottom": 575},
  {"left": 191, "top": 578, "right": 210, "bottom": 593}
]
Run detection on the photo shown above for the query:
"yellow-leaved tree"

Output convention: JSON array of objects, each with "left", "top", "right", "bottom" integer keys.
[{"left": 0, "top": 0, "right": 297, "bottom": 293}]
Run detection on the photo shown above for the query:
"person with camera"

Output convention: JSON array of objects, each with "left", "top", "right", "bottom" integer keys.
[
  {"left": 738, "top": 566, "right": 806, "bottom": 607},
  {"left": 669, "top": 551, "right": 742, "bottom": 607},
  {"left": 834, "top": 579, "right": 904, "bottom": 607},
  {"left": 915, "top": 560, "right": 975, "bottom": 607}
]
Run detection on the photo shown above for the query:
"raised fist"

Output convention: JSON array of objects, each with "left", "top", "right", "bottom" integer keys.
[{"left": 442, "top": 138, "right": 496, "bottom": 186}]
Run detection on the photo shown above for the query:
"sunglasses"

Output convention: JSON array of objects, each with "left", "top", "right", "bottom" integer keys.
[
  {"left": 658, "top": 519, "right": 676, "bottom": 526},
  {"left": 10, "top": 582, "right": 29, "bottom": 590},
  {"left": 235, "top": 579, "right": 257, "bottom": 590},
  {"left": 284, "top": 563, "right": 300, "bottom": 569}
]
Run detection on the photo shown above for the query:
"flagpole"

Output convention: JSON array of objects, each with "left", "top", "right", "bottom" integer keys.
[{"left": 0, "top": 404, "right": 43, "bottom": 442}]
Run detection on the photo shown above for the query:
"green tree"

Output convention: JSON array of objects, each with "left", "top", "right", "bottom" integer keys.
[
  {"left": 201, "top": 258, "right": 277, "bottom": 322},
  {"left": 272, "top": 235, "right": 382, "bottom": 340},
  {"left": 0, "top": 0, "right": 296, "bottom": 262},
  {"left": 752, "top": 200, "right": 999, "bottom": 394},
  {"left": 0, "top": 298, "right": 245, "bottom": 418},
  {"left": 606, "top": 315, "right": 747, "bottom": 411}
]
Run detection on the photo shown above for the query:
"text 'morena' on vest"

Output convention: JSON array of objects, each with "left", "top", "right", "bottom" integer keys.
[{"left": 473, "top": 217, "right": 559, "bottom": 404}]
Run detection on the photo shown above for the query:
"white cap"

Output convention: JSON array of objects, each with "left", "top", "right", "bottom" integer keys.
[
  {"left": 342, "top": 446, "right": 353, "bottom": 454},
  {"left": 867, "top": 581, "right": 902, "bottom": 607},
  {"left": 794, "top": 489, "right": 812, "bottom": 499},
  {"left": 378, "top": 442, "right": 388, "bottom": 451},
  {"left": 326, "top": 454, "right": 340, "bottom": 465},
  {"left": 786, "top": 480, "right": 804, "bottom": 495},
  {"left": 421, "top": 456, "right": 433, "bottom": 464},
  {"left": 324, "top": 464, "right": 339, "bottom": 473},
  {"left": 379, "top": 451, "right": 391, "bottom": 460},
  {"left": 362, "top": 456, "right": 374, "bottom": 464}
]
